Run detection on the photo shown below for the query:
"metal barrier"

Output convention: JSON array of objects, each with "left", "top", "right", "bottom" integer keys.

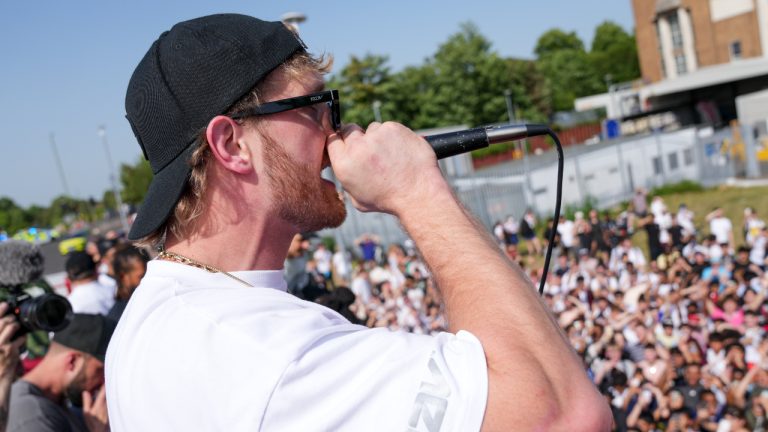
[{"left": 322, "top": 126, "right": 739, "bottom": 249}]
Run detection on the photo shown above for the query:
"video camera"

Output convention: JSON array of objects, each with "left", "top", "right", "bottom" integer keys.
[{"left": 0, "top": 241, "right": 72, "bottom": 335}]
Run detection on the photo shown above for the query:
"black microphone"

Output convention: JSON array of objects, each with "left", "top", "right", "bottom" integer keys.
[{"left": 424, "top": 123, "right": 550, "bottom": 159}]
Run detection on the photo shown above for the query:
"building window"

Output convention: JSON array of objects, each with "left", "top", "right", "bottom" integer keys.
[
  {"left": 675, "top": 54, "right": 687, "bottom": 74},
  {"left": 653, "top": 156, "right": 663, "bottom": 175},
  {"left": 684, "top": 148, "right": 694, "bottom": 166},
  {"left": 668, "top": 152, "right": 679, "bottom": 170},
  {"left": 730, "top": 41, "right": 742, "bottom": 60},
  {"left": 668, "top": 13, "right": 683, "bottom": 48}
]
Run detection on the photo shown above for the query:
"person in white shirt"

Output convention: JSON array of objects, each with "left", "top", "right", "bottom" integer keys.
[
  {"left": 744, "top": 208, "right": 766, "bottom": 247},
  {"left": 312, "top": 243, "right": 332, "bottom": 280},
  {"left": 676, "top": 204, "right": 696, "bottom": 238},
  {"left": 331, "top": 245, "right": 352, "bottom": 286},
  {"left": 650, "top": 196, "right": 666, "bottom": 221},
  {"left": 557, "top": 215, "right": 576, "bottom": 255},
  {"left": 706, "top": 207, "right": 734, "bottom": 250},
  {"left": 65, "top": 252, "right": 115, "bottom": 316},
  {"left": 107, "top": 13, "right": 610, "bottom": 432},
  {"left": 350, "top": 268, "right": 373, "bottom": 305}
]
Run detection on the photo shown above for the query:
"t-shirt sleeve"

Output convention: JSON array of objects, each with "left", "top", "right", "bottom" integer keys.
[
  {"left": 7, "top": 401, "right": 76, "bottom": 432},
  {"left": 260, "top": 328, "right": 488, "bottom": 432}
]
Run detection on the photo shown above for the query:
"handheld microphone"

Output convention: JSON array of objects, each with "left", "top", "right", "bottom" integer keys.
[{"left": 424, "top": 123, "right": 550, "bottom": 159}]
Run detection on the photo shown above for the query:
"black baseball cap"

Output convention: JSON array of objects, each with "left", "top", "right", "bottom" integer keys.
[
  {"left": 53, "top": 314, "right": 117, "bottom": 363},
  {"left": 125, "top": 14, "right": 307, "bottom": 240},
  {"left": 65, "top": 251, "right": 97, "bottom": 281}
]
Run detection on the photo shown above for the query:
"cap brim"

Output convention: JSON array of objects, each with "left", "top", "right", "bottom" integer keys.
[{"left": 128, "top": 144, "right": 196, "bottom": 241}]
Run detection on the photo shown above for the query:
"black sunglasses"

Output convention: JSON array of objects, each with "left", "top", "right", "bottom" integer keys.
[{"left": 229, "top": 89, "right": 341, "bottom": 132}]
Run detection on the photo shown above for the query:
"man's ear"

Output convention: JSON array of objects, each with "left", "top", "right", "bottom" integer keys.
[
  {"left": 206, "top": 116, "right": 253, "bottom": 174},
  {"left": 64, "top": 351, "right": 82, "bottom": 372}
]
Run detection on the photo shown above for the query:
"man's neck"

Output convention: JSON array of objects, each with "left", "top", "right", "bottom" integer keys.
[
  {"left": 70, "top": 277, "right": 97, "bottom": 288},
  {"left": 22, "top": 363, "right": 64, "bottom": 405},
  {"left": 165, "top": 216, "right": 295, "bottom": 272}
]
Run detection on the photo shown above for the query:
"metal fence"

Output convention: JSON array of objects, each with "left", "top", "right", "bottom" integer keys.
[{"left": 323, "top": 126, "right": 741, "bottom": 248}]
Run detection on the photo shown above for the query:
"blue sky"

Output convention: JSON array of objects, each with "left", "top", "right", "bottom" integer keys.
[{"left": 0, "top": 1, "right": 634, "bottom": 208}]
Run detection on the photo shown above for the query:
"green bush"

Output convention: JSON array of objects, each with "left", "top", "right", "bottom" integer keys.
[
  {"left": 649, "top": 180, "right": 705, "bottom": 196},
  {"left": 562, "top": 195, "right": 599, "bottom": 220}
]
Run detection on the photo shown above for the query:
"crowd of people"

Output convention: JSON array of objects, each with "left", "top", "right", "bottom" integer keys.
[
  {"left": 1, "top": 188, "right": 766, "bottom": 431},
  {"left": 0, "top": 232, "right": 148, "bottom": 431},
  {"left": 282, "top": 188, "right": 768, "bottom": 431}
]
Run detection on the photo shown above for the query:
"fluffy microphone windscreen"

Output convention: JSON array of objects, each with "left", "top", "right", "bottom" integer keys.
[{"left": 0, "top": 241, "right": 45, "bottom": 287}]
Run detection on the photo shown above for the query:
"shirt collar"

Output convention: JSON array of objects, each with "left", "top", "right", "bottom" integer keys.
[{"left": 146, "top": 260, "right": 288, "bottom": 292}]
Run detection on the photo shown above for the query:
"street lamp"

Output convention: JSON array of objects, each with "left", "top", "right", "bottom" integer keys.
[
  {"left": 372, "top": 100, "right": 382, "bottom": 123},
  {"left": 504, "top": 89, "right": 516, "bottom": 123},
  {"left": 98, "top": 126, "right": 129, "bottom": 234},
  {"left": 281, "top": 12, "right": 306, "bottom": 33}
]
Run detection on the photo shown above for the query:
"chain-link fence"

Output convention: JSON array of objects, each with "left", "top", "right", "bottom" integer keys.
[{"left": 323, "top": 126, "right": 741, "bottom": 248}]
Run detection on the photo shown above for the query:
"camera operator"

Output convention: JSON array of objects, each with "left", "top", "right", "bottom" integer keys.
[
  {"left": 0, "top": 303, "right": 27, "bottom": 431},
  {"left": 7, "top": 314, "right": 116, "bottom": 432}
]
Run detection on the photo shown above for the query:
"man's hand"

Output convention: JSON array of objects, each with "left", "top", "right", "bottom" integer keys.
[
  {"left": 82, "top": 385, "right": 109, "bottom": 432},
  {"left": 0, "top": 303, "right": 24, "bottom": 383},
  {"left": 0, "top": 302, "right": 25, "bottom": 431},
  {"left": 327, "top": 122, "right": 445, "bottom": 216}
]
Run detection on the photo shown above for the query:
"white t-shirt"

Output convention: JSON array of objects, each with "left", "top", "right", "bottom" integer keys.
[
  {"left": 332, "top": 251, "right": 351, "bottom": 280},
  {"left": 67, "top": 279, "right": 115, "bottom": 315},
  {"left": 106, "top": 261, "right": 487, "bottom": 432},
  {"left": 710, "top": 217, "right": 732, "bottom": 245},
  {"left": 557, "top": 220, "right": 575, "bottom": 248},
  {"left": 313, "top": 248, "right": 332, "bottom": 275},
  {"left": 350, "top": 275, "right": 372, "bottom": 304}
]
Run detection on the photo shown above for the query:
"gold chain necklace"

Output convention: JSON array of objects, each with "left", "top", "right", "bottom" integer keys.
[{"left": 156, "top": 249, "right": 254, "bottom": 287}]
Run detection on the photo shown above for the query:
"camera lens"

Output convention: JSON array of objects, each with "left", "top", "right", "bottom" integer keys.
[{"left": 18, "top": 293, "right": 73, "bottom": 332}]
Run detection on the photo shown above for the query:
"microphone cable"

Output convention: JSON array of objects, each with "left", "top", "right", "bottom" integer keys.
[
  {"left": 527, "top": 125, "right": 563, "bottom": 296},
  {"left": 424, "top": 123, "right": 564, "bottom": 295}
]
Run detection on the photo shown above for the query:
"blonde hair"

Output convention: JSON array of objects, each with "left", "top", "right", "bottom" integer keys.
[{"left": 136, "top": 51, "right": 332, "bottom": 249}]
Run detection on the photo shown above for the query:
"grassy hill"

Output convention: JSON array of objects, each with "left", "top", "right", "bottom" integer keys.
[{"left": 629, "top": 184, "right": 768, "bottom": 255}]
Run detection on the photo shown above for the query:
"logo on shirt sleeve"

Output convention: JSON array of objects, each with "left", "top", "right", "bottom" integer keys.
[{"left": 407, "top": 352, "right": 451, "bottom": 432}]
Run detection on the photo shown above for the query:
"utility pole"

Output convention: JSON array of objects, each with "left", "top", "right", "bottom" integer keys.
[
  {"left": 49, "top": 133, "right": 71, "bottom": 196},
  {"left": 98, "top": 126, "right": 129, "bottom": 234}
]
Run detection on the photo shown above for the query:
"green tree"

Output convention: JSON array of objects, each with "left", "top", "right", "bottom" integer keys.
[
  {"left": 505, "top": 58, "right": 550, "bottom": 122},
  {"left": 0, "top": 198, "right": 30, "bottom": 234},
  {"left": 327, "top": 54, "right": 392, "bottom": 126},
  {"left": 48, "top": 195, "right": 93, "bottom": 224},
  {"left": 535, "top": 28, "right": 604, "bottom": 112},
  {"left": 120, "top": 157, "right": 153, "bottom": 206},
  {"left": 589, "top": 21, "right": 640, "bottom": 85},
  {"left": 534, "top": 29, "right": 584, "bottom": 58},
  {"left": 539, "top": 49, "right": 603, "bottom": 112},
  {"left": 426, "top": 22, "right": 514, "bottom": 128},
  {"left": 25, "top": 205, "right": 51, "bottom": 228},
  {"left": 383, "top": 64, "right": 439, "bottom": 129},
  {"left": 102, "top": 189, "right": 117, "bottom": 212}
]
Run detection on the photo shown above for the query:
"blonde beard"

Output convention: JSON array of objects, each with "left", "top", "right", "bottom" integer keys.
[{"left": 262, "top": 134, "right": 346, "bottom": 232}]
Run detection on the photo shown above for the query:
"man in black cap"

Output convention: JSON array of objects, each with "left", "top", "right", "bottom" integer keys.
[
  {"left": 65, "top": 252, "right": 115, "bottom": 316},
  {"left": 8, "top": 314, "right": 116, "bottom": 432},
  {"left": 107, "top": 13, "right": 610, "bottom": 431}
]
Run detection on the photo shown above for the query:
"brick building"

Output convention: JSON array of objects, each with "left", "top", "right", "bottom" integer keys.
[{"left": 632, "top": 0, "right": 768, "bottom": 82}]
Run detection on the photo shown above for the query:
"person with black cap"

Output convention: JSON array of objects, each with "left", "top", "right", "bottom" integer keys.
[
  {"left": 107, "top": 13, "right": 611, "bottom": 432},
  {"left": 65, "top": 252, "right": 115, "bottom": 316},
  {"left": 8, "top": 314, "right": 116, "bottom": 432}
]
